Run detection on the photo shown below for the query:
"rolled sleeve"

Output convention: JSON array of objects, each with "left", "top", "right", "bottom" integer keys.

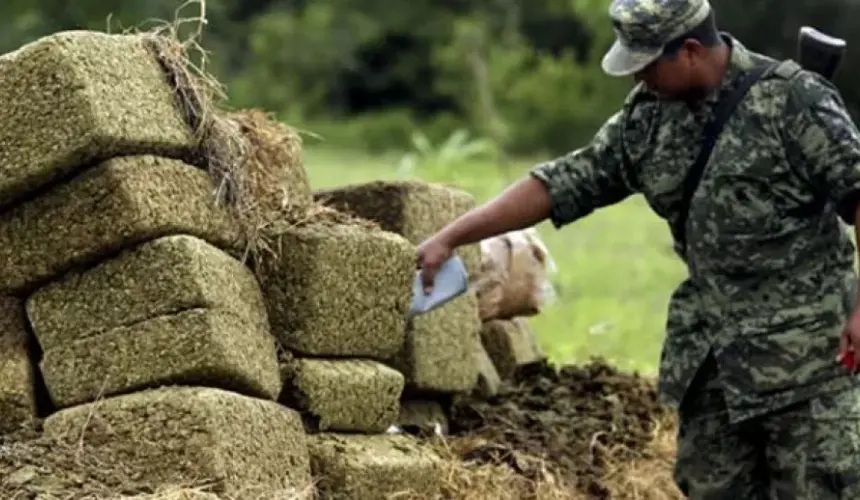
[
  {"left": 529, "top": 110, "right": 639, "bottom": 229},
  {"left": 782, "top": 72, "right": 860, "bottom": 224}
]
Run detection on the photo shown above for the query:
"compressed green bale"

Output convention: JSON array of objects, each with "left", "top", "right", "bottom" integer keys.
[
  {"left": 475, "top": 341, "right": 502, "bottom": 399},
  {"left": 389, "top": 292, "right": 481, "bottom": 393},
  {"left": 0, "top": 297, "right": 37, "bottom": 434},
  {"left": 40, "top": 307, "right": 282, "bottom": 409},
  {"left": 27, "top": 234, "right": 263, "bottom": 350},
  {"left": 259, "top": 224, "right": 413, "bottom": 359},
  {"left": 0, "top": 155, "right": 242, "bottom": 296},
  {"left": 308, "top": 433, "right": 442, "bottom": 500},
  {"left": 282, "top": 358, "right": 404, "bottom": 433},
  {"left": 397, "top": 399, "right": 449, "bottom": 436},
  {"left": 0, "top": 31, "right": 196, "bottom": 209},
  {"left": 314, "top": 180, "right": 481, "bottom": 274},
  {"left": 43, "top": 386, "right": 313, "bottom": 497},
  {"left": 481, "top": 317, "right": 547, "bottom": 380},
  {"left": 127, "top": 493, "right": 222, "bottom": 500}
]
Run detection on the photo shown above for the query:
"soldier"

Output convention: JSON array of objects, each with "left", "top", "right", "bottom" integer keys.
[{"left": 416, "top": 0, "right": 860, "bottom": 497}]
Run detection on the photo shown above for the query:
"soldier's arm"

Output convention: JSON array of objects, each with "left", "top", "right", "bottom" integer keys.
[
  {"left": 781, "top": 72, "right": 860, "bottom": 227},
  {"left": 434, "top": 110, "right": 639, "bottom": 249}
]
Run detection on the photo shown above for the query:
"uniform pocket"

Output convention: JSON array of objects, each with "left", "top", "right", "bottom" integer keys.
[
  {"left": 765, "top": 387, "right": 860, "bottom": 498},
  {"left": 718, "top": 314, "right": 844, "bottom": 396},
  {"left": 707, "top": 173, "right": 782, "bottom": 236},
  {"left": 808, "top": 387, "right": 860, "bottom": 496},
  {"left": 693, "top": 171, "right": 794, "bottom": 278}
]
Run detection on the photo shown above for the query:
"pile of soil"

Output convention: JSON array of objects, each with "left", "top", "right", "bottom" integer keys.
[{"left": 448, "top": 357, "right": 673, "bottom": 498}]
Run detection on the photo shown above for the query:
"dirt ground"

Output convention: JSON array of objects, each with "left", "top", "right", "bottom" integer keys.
[{"left": 447, "top": 357, "right": 681, "bottom": 499}]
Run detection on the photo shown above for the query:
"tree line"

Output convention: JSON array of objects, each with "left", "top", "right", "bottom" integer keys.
[{"left": 1, "top": 0, "right": 858, "bottom": 156}]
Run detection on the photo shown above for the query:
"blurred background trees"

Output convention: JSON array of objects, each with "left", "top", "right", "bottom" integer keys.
[{"left": 2, "top": 0, "right": 858, "bottom": 160}]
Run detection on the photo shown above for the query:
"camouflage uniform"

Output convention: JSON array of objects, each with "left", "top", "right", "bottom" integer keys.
[{"left": 530, "top": 0, "right": 860, "bottom": 497}]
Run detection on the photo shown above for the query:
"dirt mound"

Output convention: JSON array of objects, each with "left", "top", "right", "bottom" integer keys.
[{"left": 449, "top": 357, "right": 676, "bottom": 498}]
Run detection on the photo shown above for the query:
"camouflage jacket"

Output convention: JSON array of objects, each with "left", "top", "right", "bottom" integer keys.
[{"left": 531, "top": 35, "right": 860, "bottom": 423}]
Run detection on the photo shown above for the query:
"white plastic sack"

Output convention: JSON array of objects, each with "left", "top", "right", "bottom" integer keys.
[{"left": 472, "top": 228, "right": 557, "bottom": 321}]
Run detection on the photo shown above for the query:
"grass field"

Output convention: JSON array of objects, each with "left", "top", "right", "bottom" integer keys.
[{"left": 302, "top": 146, "right": 688, "bottom": 375}]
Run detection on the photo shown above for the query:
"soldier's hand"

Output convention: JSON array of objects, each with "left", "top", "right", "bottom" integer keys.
[
  {"left": 416, "top": 234, "right": 453, "bottom": 294},
  {"left": 838, "top": 309, "right": 860, "bottom": 373}
]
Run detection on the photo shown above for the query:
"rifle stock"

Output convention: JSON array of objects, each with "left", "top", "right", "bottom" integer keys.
[{"left": 797, "top": 25, "right": 846, "bottom": 81}]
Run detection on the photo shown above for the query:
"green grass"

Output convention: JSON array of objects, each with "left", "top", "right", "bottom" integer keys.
[{"left": 302, "top": 146, "right": 687, "bottom": 376}]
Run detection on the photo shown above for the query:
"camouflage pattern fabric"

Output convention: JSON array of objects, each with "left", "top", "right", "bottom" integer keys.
[
  {"left": 609, "top": 0, "right": 711, "bottom": 49},
  {"left": 674, "top": 355, "right": 860, "bottom": 498},
  {"left": 530, "top": 32, "right": 860, "bottom": 424}
]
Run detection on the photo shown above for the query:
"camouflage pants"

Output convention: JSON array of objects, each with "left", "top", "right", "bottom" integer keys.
[{"left": 673, "top": 356, "right": 860, "bottom": 499}]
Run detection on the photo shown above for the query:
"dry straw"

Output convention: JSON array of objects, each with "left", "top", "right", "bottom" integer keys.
[{"left": 113, "top": 0, "right": 362, "bottom": 278}]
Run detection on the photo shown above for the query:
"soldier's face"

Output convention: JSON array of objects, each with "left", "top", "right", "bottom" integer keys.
[{"left": 635, "top": 41, "right": 709, "bottom": 101}]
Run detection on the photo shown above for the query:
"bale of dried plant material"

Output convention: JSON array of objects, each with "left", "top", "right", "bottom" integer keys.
[
  {"left": 308, "top": 433, "right": 443, "bottom": 499},
  {"left": 103, "top": 27, "right": 313, "bottom": 284},
  {"left": 0, "top": 297, "right": 37, "bottom": 435},
  {"left": 42, "top": 386, "right": 313, "bottom": 497},
  {"left": 475, "top": 341, "right": 502, "bottom": 399},
  {"left": 389, "top": 292, "right": 482, "bottom": 394},
  {"left": 39, "top": 306, "right": 282, "bottom": 409},
  {"left": 281, "top": 358, "right": 404, "bottom": 433},
  {"left": 398, "top": 399, "right": 449, "bottom": 436},
  {"left": 481, "top": 318, "right": 547, "bottom": 380},
  {"left": 258, "top": 223, "right": 414, "bottom": 359},
  {"left": 314, "top": 180, "right": 482, "bottom": 274},
  {"left": 125, "top": 492, "right": 222, "bottom": 500},
  {"left": 0, "top": 30, "right": 198, "bottom": 210},
  {"left": 0, "top": 431, "right": 314, "bottom": 500},
  {"left": 0, "top": 155, "right": 242, "bottom": 296},
  {"left": 27, "top": 234, "right": 265, "bottom": 350}
]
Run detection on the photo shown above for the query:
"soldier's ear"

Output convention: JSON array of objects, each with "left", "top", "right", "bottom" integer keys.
[{"left": 681, "top": 38, "right": 706, "bottom": 59}]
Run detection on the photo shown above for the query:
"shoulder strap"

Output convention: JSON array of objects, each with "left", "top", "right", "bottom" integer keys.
[
  {"left": 675, "top": 61, "right": 777, "bottom": 254},
  {"left": 772, "top": 59, "right": 802, "bottom": 80}
]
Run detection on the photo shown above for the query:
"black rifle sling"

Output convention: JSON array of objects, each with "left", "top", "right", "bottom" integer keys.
[{"left": 675, "top": 61, "right": 776, "bottom": 254}]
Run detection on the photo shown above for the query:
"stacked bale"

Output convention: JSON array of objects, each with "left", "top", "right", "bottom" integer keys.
[
  {"left": 258, "top": 215, "right": 446, "bottom": 498},
  {"left": 0, "top": 29, "right": 315, "bottom": 496},
  {"left": 0, "top": 297, "right": 38, "bottom": 435},
  {"left": 309, "top": 434, "right": 443, "bottom": 499},
  {"left": 480, "top": 318, "right": 547, "bottom": 386},
  {"left": 315, "top": 181, "right": 548, "bottom": 405},
  {"left": 314, "top": 180, "right": 482, "bottom": 275},
  {"left": 0, "top": 28, "right": 449, "bottom": 500},
  {"left": 26, "top": 235, "right": 282, "bottom": 408},
  {"left": 315, "top": 180, "right": 485, "bottom": 434},
  {"left": 44, "top": 387, "right": 313, "bottom": 498}
]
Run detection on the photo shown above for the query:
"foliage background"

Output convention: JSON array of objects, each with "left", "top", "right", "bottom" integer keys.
[{"left": 4, "top": 0, "right": 857, "bottom": 156}]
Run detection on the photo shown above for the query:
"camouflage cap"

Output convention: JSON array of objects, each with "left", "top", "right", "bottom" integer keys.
[{"left": 602, "top": 0, "right": 713, "bottom": 77}]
